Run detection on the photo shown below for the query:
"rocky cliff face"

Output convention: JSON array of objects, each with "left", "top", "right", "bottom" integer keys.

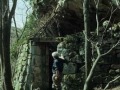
[
  {"left": 33, "top": 0, "right": 120, "bottom": 38},
  {"left": 34, "top": 0, "right": 120, "bottom": 89},
  {"left": 12, "top": 0, "right": 120, "bottom": 90}
]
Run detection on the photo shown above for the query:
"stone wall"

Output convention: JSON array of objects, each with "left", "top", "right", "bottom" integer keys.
[
  {"left": 56, "top": 34, "right": 120, "bottom": 89},
  {"left": 12, "top": 39, "right": 82, "bottom": 90},
  {"left": 13, "top": 41, "right": 49, "bottom": 90},
  {"left": 13, "top": 42, "right": 31, "bottom": 90},
  {"left": 91, "top": 39, "right": 120, "bottom": 88},
  {"left": 13, "top": 36, "right": 120, "bottom": 90}
]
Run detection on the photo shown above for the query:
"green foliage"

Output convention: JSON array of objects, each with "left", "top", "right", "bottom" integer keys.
[
  {"left": 23, "top": 0, "right": 49, "bottom": 6},
  {"left": 24, "top": 0, "right": 37, "bottom": 3},
  {"left": 110, "top": 0, "right": 120, "bottom": 6},
  {"left": 10, "top": 13, "right": 36, "bottom": 62},
  {"left": 102, "top": 20, "right": 110, "bottom": 28},
  {"left": 25, "top": 13, "right": 36, "bottom": 30},
  {"left": 63, "top": 74, "right": 83, "bottom": 89},
  {"left": 63, "top": 33, "right": 83, "bottom": 50},
  {"left": 21, "top": 13, "right": 36, "bottom": 39}
]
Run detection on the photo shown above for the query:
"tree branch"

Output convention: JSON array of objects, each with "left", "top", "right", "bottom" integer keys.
[
  {"left": 13, "top": 15, "right": 19, "bottom": 40},
  {"left": 94, "top": 0, "right": 99, "bottom": 36},
  {"left": 83, "top": 55, "right": 101, "bottom": 90},
  {"left": 101, "top": 40, "right": 120, "bottom": 56},
  {"left": 101, "top": 6, "right": 117, "bottom": 45},
  {"left": 9, "top": 0, "right": 17, "bottom": 21},
  {"left": 115, "top": 0, "right": 120, "bottom": 9},
  {"left": 17, "top": 0, "right": 31, "bottom": 40},
  {"left": 95, "top": 43, "right": 101, "bottom": 56},
  {"left": 104, "top": 75, "right": 120, "bottom": 90}
]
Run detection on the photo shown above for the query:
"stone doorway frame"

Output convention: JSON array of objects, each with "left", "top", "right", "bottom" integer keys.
[{"left": 29, "top": 37, "right": 60, "bottom": 90}]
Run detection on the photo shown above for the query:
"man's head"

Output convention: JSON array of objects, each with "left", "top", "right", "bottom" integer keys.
[{"left": 52, "top": 51, "right": 59, "bottom": 59}]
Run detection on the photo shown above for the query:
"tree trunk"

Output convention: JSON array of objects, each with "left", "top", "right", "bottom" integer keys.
[
  {"left": 2, "top": 0, "right": 14, "bottom": 89},
  {"left": 0, "top": 0, "right": 17, "bottom": 90},
  {"left": 0, "top": 0, "right": 3, "bottom": 87},
  {"left": 83, "top": 0, "right": 92, "bottom": 90}
]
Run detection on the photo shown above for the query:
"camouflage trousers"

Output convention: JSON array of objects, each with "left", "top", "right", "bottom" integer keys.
[{"left": 52, "top": 73, "right": 63, "bottom": 90}]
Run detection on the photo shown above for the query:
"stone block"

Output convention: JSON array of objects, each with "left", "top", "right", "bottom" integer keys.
[
  {"left": 109, "top": 69, "right": 116, "bottom": 75},
  {"left": 79, "top": 65, "right": 85, "bottom": 72},
  {"left": 63, "top": 63, "right": 77, "bottom": 74},
  {"left": 22, "top": 44, "right": 29, "bottom": 52},
  {"left": 115, "top": 69, "right": 120, "bottom": 73},
  {"left": 117, "top": 53, "right": 120, "bottom": 57},
  {"left": 31, "top": 46, "right": 41, "bottom": 55},
  {"left": 92, "top": 75, "right": 103, "bottom": 83},
  {"left": 26, "top": 65, "right": 31, "bottom": 73},
  {"left": 33, "top": 67, "right": 41, "bottom": 74},
  {"left": 27, "top": 54, "right": 31, "bottom": 59},
  {"left": 62, "top": 64, "right": 68, "bottom": 74},
  {"left": 17, "top": 65, "right": 22, "bottom": 71},
  {"left": 28, "top": 46, "right": 31, "bottom": 53},
  {"left": 14, "top": 83, "right": 22, "bottom": 90},
  {"left": 17, "top": 59, "right": 22, "bottom": 64},
  {"left": 111, "top": 64, "right": 120, "bottom": 69},
  {"left": 33, "top": 55, "right": 41, "bottom": 66},
  {"left": 22, "top": 65, "right": 26, "bottom": 70},
  {"left": 20, "top": 52, "right": 27, "bottom": 57},
  {"left": 19, "top": 76, "right": 24, "bottom": 82},
  {"left": 103, "top": 76, "right": 113, "bottom": 83},
  {"left": 34, "top": 75, "right": 41, "bottom": 82},
  {"left": 14, "top": 73, "right": 20, "bottom": 80},
  {"left": 116, "top": 50, "right": 120, "bottom": 53},
  {"left": 18, "top": 56, "right": 26, "bottom": 62},
  {"left": 22, "top": 57, "right": 27, "bottom": 61},
  {"left": 116, "top": 46, "right": 120, "bottom": 49},
  {"left": 94, "top": 65, "right": 101, "bottom": 72},
  {"left": 20, "top": 70, "right": 27, "bottom": 76},
  {"left": 79, "top": 50, "right": 84, "bottom": 55},
  {"left": 32, "top": 82, "right": 42, "bottom": 89},
  {"left": 21, "top": 61, "right": 27, "bottom": 65},
  {"left": 68, "top": 63, "right": 76, "bottom": 73}
]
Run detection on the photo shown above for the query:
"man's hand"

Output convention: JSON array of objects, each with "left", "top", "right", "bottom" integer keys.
[
  {"left": 55, "top": 76, "right": 58, "bottom": 80},
  {"left": 54, "top": 76, "right": 58, "bottom": 80},
  {"left": 59, "top": 54, "right": 65, "bottom": 59},
  {"left": 55, "top": 70, "right": 59, "bottom": 80}
]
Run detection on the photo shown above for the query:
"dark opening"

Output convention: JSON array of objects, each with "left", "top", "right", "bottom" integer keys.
[
  {"left": 48, "top": 43, "right": 57, "bottom": 90},
  {"left": 49, "top": 51, "right": 53, "bottom": 90}
]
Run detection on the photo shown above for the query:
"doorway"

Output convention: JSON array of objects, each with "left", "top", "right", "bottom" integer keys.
[
  {"left": 30, "top": 38, "right": 59, "bottom": 89},
  {"left": 48, "top": 43, "right": 57, "bottom": 90}
]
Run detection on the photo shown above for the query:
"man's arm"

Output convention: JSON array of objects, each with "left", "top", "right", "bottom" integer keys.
[
  {"left": 54, "top": 70, "right": 59, "bottom": 80},
  {"left": 59, "top": 54, "right": 69, "bottom": 64},
  {"left": 55, "top": 70, "right": 60, "bottom": 77},
  {"left": 54, "top": 60, "right": 60, "bottom": 80},
  {"left": 54, "top": 68, "right": 60, "bottom": 80}
]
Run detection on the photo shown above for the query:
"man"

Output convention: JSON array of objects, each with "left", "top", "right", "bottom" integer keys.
[{"left": 52, "top": 51, "right": 65, "bottom": 90}]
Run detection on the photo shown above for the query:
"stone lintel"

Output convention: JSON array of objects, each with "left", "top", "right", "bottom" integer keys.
[
  {"left": 111, "top": 64, "right": 120, "bottom": 69},
  {"left": 29, "top": 37, "right": 63, "bottom": 42}
]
